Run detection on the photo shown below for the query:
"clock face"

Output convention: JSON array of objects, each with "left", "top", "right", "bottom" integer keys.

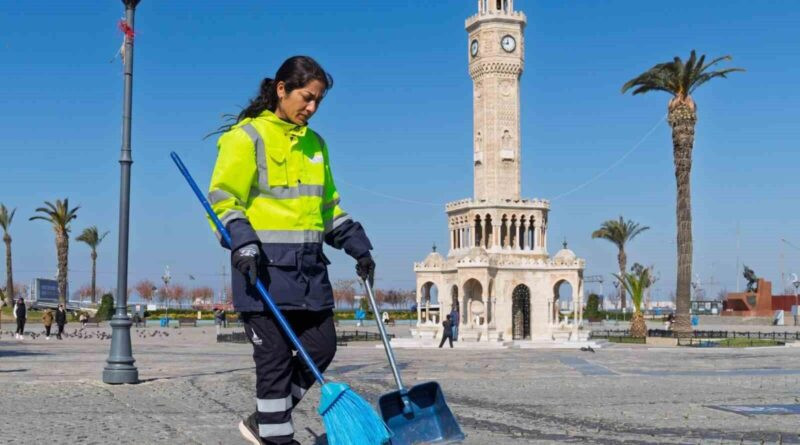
[
  {"left": 501, "top": 35, "right": 516, "bottom": 53},
  {"left": 470, "top": 39, "right": 479, "bottom": 57}
]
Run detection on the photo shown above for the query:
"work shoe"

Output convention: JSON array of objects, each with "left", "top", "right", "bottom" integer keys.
[
  {"left": 238, "top": 413, "right": 299, "bottom": 445},
  {"left": 238, "top": 413, "right": 268, "bottom": 445}
]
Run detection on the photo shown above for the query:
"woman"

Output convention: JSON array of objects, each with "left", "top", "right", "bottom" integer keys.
[
  {"left": 55, "top": 304, "right": 67, "bottom": 340},
  {"left": 208, "top": 56, "right": 375, "bottom": 445},
  {"left": 13, "top": 298, "right": 26, "bottom": 340},
  {"left": 42, "top": 308, "right": 54, "bottom": 340}
]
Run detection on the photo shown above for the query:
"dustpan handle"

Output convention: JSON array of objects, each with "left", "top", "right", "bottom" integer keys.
[
  {"left": 363, "top": 279, "right": 406, "bottom": 392},
  {"left": 170, "top": 151, "right": 325, "bottom": 385}
]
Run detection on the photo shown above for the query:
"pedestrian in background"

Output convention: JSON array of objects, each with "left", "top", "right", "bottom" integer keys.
[
  {"left": 449, "top": 306, "right": 460, "bottom": 341},
  {"left": 55, "top": 304, "right": 67, "bottom": 340},
  {"left": 42, "top": 308, "right": 54, "bottom": 340},
  {"left": 439, "top": 314, "right": 454, "bottom": 348},
  {"left": 214, "top": 307, "right": 225, "bottom": 335},
  {"left": 79, "top": 312, "right": 88, "bottom": 328},
  {"left": 13, "top": 298, "right": 26, "bottom": 340}
]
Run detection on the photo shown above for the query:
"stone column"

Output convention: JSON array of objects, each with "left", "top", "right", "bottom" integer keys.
[
  {"left": 416, "top": 294, "right": 422, "bottom": 325},
  {"left": 493, "top": 225, "right": 500, "bottom": 251}
]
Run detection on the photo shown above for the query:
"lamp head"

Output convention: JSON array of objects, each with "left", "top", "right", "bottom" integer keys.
[{"left": 122, "top": 0, "right": 141, "bottom": 7}]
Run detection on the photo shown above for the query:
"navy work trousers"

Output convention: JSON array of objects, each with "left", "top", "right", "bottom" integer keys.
[{"left": 242, "top": 309, "right": 336, "bottom": 444}]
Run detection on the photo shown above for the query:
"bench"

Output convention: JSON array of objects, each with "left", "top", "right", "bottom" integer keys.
[
  {"left": 82, "top": 317, "right": 101, "bottom": 327},
  {"left": 178, "top": 318, "right": 197, "bottom": 327}
]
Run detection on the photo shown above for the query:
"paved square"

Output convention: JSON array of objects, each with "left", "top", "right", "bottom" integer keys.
[{"left": 1, "top": 327, "right": 799, "bottom": 444}]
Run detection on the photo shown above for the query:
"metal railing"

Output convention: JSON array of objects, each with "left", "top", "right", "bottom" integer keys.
[
  {"left": 590, "top": 329, "right": 800, "bottom": 341},
  {"left": 217, "top": 329, "right": 393, "bottom": 344}
]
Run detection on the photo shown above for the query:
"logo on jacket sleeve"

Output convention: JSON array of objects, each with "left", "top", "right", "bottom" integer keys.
[{"left": 310, "top": 153, "right": 324, "bottom": 164}]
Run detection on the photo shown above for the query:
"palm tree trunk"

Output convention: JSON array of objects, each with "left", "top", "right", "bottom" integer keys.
[
  {"left": 669, "top": 103, "right": 697, "bottom": 335},
  {"left": 91, "top": 251, "right": 97, "bottom": 304},
  {"left": 618, "top": 249, "right": 627, "bottom": 310},
  {"left": 4, "top": 235, "right": 12, "bottom": 306},
  {"left": 56, "top": 229, "right": 69, "bottom": 306}
]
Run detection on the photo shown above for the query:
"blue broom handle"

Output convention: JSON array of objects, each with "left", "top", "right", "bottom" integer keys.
[{"left": 170, "top": 152, "right": 325, "bottom": 385}]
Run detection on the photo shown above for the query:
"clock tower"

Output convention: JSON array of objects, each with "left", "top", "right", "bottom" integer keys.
[
  {"left": 466, "top": 0, "right": 526, "bottom": 201},
  {"left": 409, "top": 0, "right": 588, "bottom": 348}
]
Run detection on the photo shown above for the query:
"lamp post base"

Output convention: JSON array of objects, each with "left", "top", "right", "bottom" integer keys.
[{"left": 102, "top": 315, "right": 139, "bottom": 384}]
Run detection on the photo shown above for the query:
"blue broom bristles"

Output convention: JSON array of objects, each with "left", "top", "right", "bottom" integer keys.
[{"left": 319, "top": 382, "right": 392, "bottom": 445}]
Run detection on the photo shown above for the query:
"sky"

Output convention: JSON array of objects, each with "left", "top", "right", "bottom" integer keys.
[{"left": 1, "top": 1, "right": 799, "bottom": 304}]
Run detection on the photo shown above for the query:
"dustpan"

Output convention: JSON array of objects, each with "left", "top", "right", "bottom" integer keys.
[{"left": 363, "top": 280, "right": 465, "bottom": 444}]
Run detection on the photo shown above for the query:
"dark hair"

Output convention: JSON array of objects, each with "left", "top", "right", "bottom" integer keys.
[{"left": 208, "top": 56, "right": 333, "bottom": 138}]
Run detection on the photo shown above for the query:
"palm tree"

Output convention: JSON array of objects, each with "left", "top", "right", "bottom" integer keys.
[
  {"left": 622, "top": 50, "right": 743, "bottom": 334},
  {"left": 76, "top": 226, "right": 109, "bottom": 304},
  {"left": 30, "top": 199, "right": 80, "bottom": 306},
  {"left": 614, "top": 265, "right": 653, "bottom": 338},
  {"left": 592, "top": 216, "right": 649, "bottom": 310},
  {"left": 0, "top": 204, "right": 16, "bottom": 305}
]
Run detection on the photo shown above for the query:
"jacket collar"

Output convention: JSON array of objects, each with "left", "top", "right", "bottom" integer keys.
[{"left": 258, "top": 109, "right": 308, "bottom": 137}]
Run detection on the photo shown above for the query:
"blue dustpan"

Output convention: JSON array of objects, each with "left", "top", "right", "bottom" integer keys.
[{"left": 363, "top": 281, "right": 465, "bottom": 444}]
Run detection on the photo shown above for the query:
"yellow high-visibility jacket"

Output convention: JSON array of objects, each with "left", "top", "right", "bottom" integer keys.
[{"left": 208, "top": 109, "right": 372, "bottom": 311}]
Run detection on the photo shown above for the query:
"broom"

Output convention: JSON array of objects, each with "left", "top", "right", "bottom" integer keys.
[{"left": 170, "top": 152, "right": 391, "bottom": 445}]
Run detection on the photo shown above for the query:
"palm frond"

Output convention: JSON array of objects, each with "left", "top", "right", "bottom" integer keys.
[
  {"left": 623, "top": 50, "right": 743, "bottom": 100},
  {"left": 689, "top": 68, "right": 745, "bottom": 93},
  {"left": 0, "top": 204, "right": 16, "bottom": 231}
]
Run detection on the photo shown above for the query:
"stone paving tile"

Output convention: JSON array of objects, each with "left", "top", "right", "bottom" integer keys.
[{"left": 1, "top": 328, "right": 800, "bottom": 444}]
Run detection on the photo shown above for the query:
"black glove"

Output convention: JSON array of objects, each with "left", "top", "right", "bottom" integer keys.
[
  {"left": 232, "top": 244, "right": 260, "bottom": 286},
  {"left": 356, "top": 256, "right": 375, "bottom": 286}
]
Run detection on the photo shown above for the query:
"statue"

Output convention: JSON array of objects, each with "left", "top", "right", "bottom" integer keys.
[{"left": 743, "top": 265, "right": 758, "bottom": 293}]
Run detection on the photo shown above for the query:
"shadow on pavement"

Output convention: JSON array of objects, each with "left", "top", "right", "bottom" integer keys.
[
  {"left": 0, "top": 350, "right": 50, "bottom": 358},
  {"left": 138, "top": 366, "right": 254, "bottom": 383},
  {"left": 305, "top": 427, "right": 328, "bottom": 445},
  {"left": 0, "top": 369, "right": 28, "bottom": 373}
]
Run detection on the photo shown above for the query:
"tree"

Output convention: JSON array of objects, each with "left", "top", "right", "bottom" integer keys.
[
  {"left": 1, "top": 211, "right": 20, "bottom": 299},
  {"left": 75, "top": 226, "right": 109, "bottom": 304},
  {"left": 0, "top": 204, "right": 16, "bottom": 306},
  {"left": 622, "top": 50, "right": 743, "bottom": 334},
  {"left": 96, "top": 293, "right": 115, "bottom": 321},
  {"left": 13, "top": 283, "right": 29, "bottom": 301},
  {"left": 168, "top": 284, "right": 187, "bottom": 309},
  {"left": 135, "top": 279, "right": 157, "bottom": 303},
  {"left": 191, "top": 286, "right": 214, "bottom": 306},
  {"left": 333, "top": 279, "right": 357, "bottom": 308},
  {"left": 584, "top": 293, "right": 601, "bottom": 321},
  {"left": 592, "top": 217, "right": 649, "bottom": 310},
  {"left": 29, "top": 199, "right": 80, "bottom": 305},
  {"left": 76, "top": 284, "right": 94, "bottom": 302},
  {"left": 614, "top": 265, "right": 653, "bottom": 338}
]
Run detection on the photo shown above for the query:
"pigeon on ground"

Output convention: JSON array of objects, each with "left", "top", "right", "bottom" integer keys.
[{"left": 580, "top": 346, "right": 596, "bottom": 353}]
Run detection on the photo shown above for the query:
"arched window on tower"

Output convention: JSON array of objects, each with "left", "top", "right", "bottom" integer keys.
[
  {"left": 500, "top": 214, "right": 508, "bottom": 248},
  {"left": 509, "top": 215, "right": 517, "bottom": 248},
  {"left": 484, "top": 214, "right": 493, "bottom": 248},
  {"left": 496, "top": 0, "right": 502, "bottom": 11},
  {"left": 528, "top": 216, "right": 536, "bottom": 250},
  {"left": 474, "top": 215, "right": 482, "bottom": 248}
]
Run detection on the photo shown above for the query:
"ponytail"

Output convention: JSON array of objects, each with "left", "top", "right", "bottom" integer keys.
[{"left": 236, "top": 77, "right": 279, "bottom": 122}]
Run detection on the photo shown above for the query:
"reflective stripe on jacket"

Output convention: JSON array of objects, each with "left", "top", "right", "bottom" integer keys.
[{"left": 208, "top": 110, "right": 372, "bottom": 312}]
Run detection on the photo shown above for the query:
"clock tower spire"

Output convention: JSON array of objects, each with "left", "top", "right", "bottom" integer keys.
[{"left": 466, "top": 0, "right": 526, "bottom": 201}]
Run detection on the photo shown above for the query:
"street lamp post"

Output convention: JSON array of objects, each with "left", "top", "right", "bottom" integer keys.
[
  {"left": 103, "top": 0, "right": 141, "bottom": 384},
  {"left": 162, "top": 266, "right": 171, "bottom": 321},
  {"left": 792, "top": 277, "right": 799, "bottom": 327}
]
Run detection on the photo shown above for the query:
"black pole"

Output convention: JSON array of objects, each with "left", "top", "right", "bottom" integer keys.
[{"left": 103, "top": 0, "right": 141, "bottom": 384}]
